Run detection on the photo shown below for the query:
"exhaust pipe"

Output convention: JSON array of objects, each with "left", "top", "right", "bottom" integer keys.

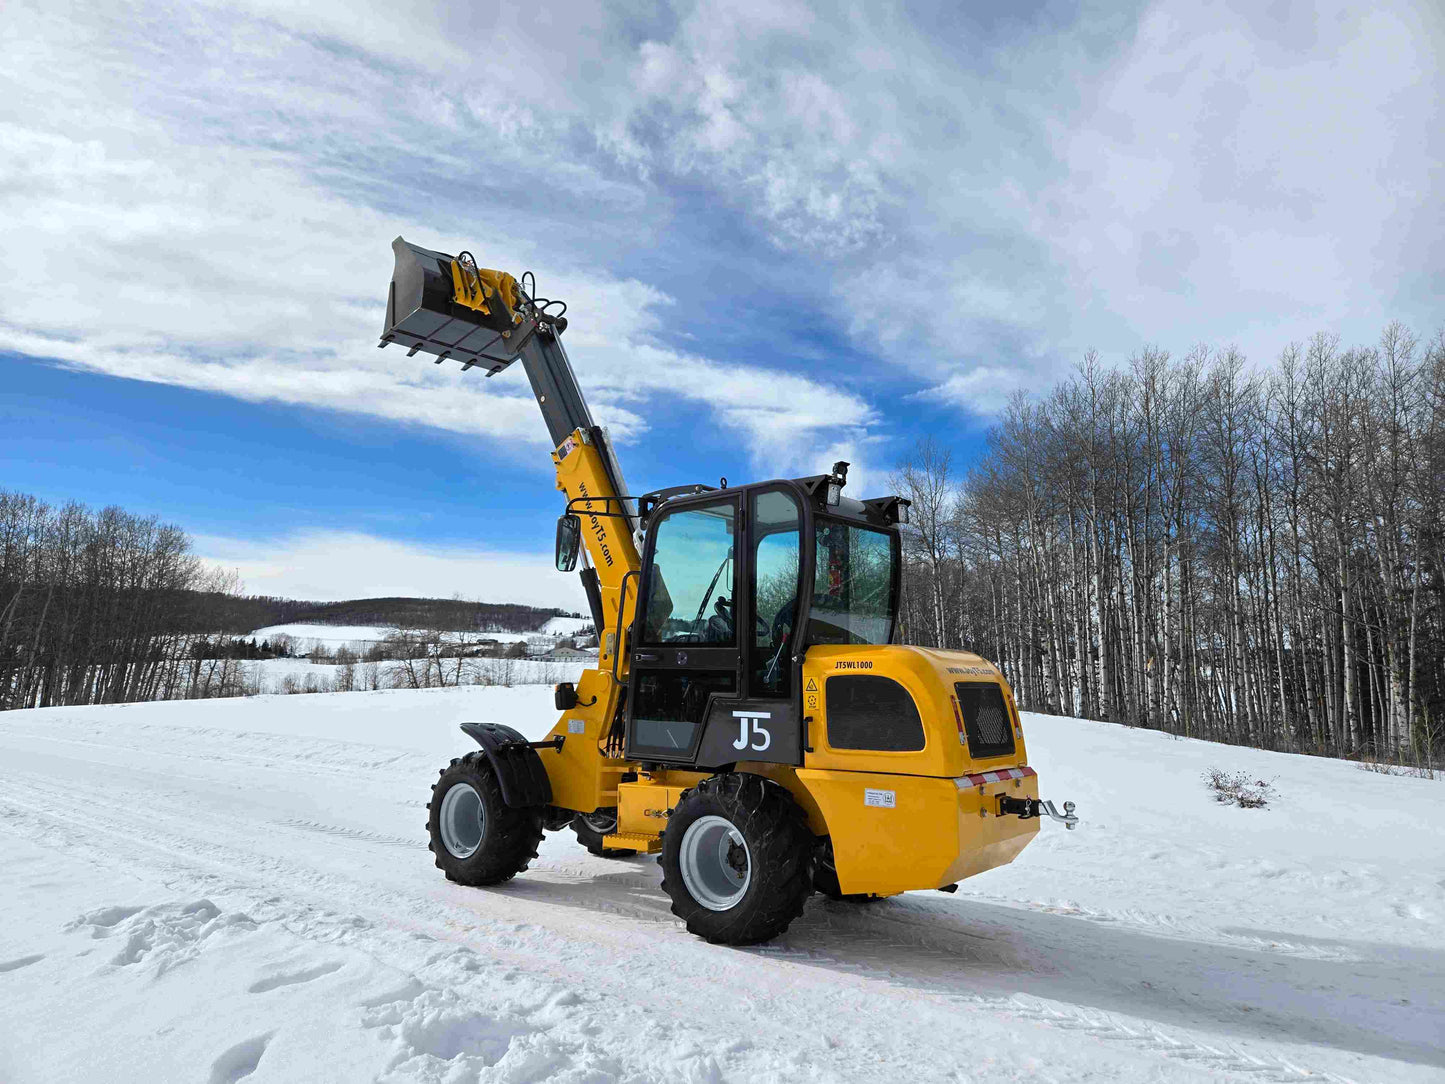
[{"left": 377, "top": 237, "right": 536, "bottom": 374}]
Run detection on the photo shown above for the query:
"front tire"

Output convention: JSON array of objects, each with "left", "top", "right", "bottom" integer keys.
[
  {"left": 427, "top": 752, "right": 543, "bottom": 886},
  {"left": 660, "top": 774, "right": 814, "bottom": 945}
]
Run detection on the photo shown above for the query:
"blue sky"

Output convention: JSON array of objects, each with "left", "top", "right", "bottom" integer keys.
[{"left": 2, "top": 0, "right": 1441, "bottom": 608}]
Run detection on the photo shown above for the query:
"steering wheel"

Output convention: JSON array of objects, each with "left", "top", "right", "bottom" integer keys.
[{"left": 709, "top": 596, "right": 735, "bottom": 640}]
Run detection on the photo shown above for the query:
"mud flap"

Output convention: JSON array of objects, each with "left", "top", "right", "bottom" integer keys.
[{"left": 459, "top": 722, "right": 553, "bottom": 808}]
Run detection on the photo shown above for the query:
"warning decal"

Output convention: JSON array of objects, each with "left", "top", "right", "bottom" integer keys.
[{"left": 805, "top": 677, "right": 818, "bottom": 692}]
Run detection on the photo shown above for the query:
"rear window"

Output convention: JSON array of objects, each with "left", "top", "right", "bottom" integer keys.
[
  {"left": 826, "top": 675, "right": 924, "bottom": 752},
  {"left": 955, "top": 682, "right": 1016, "bottom": 760}
]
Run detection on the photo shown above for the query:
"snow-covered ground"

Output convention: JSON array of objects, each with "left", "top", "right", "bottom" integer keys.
[
  {"left": 244, "top": 657, "right": 587, "bottom": 694},
  {"left": 537, "top": 617, "right": 592, "bottom": 638},
  {"left": 248, "top": 618, "right": 593, "bottom": 652},
  {"left": 248, "top": 624, "right": 399, "bottom": 648},
  {"left": 1, "top": 691, "right": 1441, "bottom": 1083}
]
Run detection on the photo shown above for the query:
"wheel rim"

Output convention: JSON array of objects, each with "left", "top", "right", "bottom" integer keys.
[
  {"left": 679, "top": 815, "right": 751, "bottom": 911},
  {"left": 438, "top": 782, "right": 485, "bottom": 859},
  {"left": 581, "top": 809, "right": 617, "bottom": 834}
]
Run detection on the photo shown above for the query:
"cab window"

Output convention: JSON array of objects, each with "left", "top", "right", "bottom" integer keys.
[
  {"left": 807, "top": 519, "right": 897, "bottom": 646},
  {"left": 641, "top": 501, "right": 737, "bottom": 644},
  {"left": 751, "top": 489, "right": 802, "bottom": 696}
]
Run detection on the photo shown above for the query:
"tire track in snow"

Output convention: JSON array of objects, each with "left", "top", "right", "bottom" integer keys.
[
  {"left": 0, "top": 778, "right": 814, "bottom": 1083},
  {"left": 0, "top": 717, "right": 1366, "bottom": 966},
  {"left": 0, "top": 718, "right": 438, "bottom": 780},
  {"left": 937, "top": 892, "right": 1362, "bottom": 962},
  {"left": 9, "top": 715, "right": 1417, "bottom": 1084},
  {"left": 0, "top": 769, "right": 1363, "bottom": 1084},
  {"left": 271, "top": 819, "right": 421, "bottom": 848},
  {"left": 747, "top": 933, "right": 1360, "bottom": 1084}
]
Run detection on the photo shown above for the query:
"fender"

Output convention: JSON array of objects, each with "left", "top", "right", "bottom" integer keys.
[{"left": 459, "top": 722, "right": 553, "bottom": 808}]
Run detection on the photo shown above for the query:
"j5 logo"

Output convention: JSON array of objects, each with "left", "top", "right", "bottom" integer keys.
[{"left": 732, "top": 710, "right": 772, "bottom": 752}]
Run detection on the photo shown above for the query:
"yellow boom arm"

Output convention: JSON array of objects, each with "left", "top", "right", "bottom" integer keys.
[{"left": 551, "top": 429, "right": 642, "bottom": 669}]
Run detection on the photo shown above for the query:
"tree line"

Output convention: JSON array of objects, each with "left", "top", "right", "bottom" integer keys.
[
  {"left": 893, "top": 323, "right": 1445, "bottom": 768},
  {"left": 0, "top": 491, "right": 209, "bottom": 708},
  {"left": 197, "top": 593, "right": 575, "bottom": 636},
  {"left": 0, "top": 488, "right": 586, "bottom": 710}
]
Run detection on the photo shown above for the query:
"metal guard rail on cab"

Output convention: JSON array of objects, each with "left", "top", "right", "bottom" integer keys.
[
  {"left": 612, "top": 569, "right": 640, "bottom": 685},
  {"left": 565, "top": 495, "right": 637, "bottom": 519}
]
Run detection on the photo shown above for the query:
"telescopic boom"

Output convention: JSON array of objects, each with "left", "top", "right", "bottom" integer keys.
[{"left": 378, "top": 237, "right": 641, "bottom": 663}]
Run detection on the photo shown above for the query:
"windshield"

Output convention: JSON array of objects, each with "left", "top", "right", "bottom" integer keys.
[{"left": 806, "top": 518, "right": 897, "bottom": 646}]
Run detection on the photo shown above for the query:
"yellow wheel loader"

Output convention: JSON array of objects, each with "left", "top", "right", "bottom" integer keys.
[{"left": 380, "top": 238, "right": 1077, "bottom": 945}]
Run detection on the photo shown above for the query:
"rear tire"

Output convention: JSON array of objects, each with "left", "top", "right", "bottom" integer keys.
[
  {"left": 660, "top": 774, "right": 814, "bottom": 945},
  {"left": 427, "top": 752, "right": 543, "bottom": 886},
  {"left": 571, "top": 808, "right": 637, "bottom": 858}
]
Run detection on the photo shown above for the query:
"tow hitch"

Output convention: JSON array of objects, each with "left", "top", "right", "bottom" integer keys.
[{"left": 998, "top": 795, "right": 1079, "bottom": 830}]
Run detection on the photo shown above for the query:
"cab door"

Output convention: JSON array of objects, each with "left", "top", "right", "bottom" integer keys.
[
  {"left": 659, "top": 486, "right": 808, "bottom": 769},
  {"left": 625, "top": 495, "right": 741, "bottom": 763},
  {"left": 690, "top": 486, "right": 806, "bottom": 767}
]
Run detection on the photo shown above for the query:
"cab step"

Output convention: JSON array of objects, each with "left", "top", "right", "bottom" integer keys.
[{"left": 602, "top": 832, "right": 662, "bottom": 854}]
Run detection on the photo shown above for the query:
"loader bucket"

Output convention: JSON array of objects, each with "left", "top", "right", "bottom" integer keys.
[{"left": 378, "top": 237, "right": 527, "bottom": 373}]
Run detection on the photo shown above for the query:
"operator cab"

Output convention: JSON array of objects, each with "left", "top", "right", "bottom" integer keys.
[{"left": 620, "top": 464, "right": 909, "bottom": 769}]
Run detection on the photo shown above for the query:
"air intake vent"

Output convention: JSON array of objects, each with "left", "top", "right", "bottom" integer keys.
[
  {"left": 826, "top": 675, "right": 925, "bottom": 752},
  {"left": 954, "top": 681, "right": 1016, "bottom": 761}
]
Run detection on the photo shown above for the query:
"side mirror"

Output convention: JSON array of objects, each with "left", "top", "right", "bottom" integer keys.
[{"left": 555, "top": 514, "right": 581, "bottom": 572}]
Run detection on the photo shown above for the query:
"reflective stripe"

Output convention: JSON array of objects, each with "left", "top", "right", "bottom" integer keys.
[{"left": 955, "top": 765, "right": 1037, "bottom": 789}]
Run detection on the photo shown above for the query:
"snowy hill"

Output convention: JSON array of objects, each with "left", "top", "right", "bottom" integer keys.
[
  {"left": 537, "top": 615, "right": 592, "bottom": 638},
  {"left": 248, "top": 619, "right": 591, "bottom": 650},
  {"left": 248, "top": 623, "right": 398, "bottom": 647},
  {"left": 1, "top": 691, "right": 1441, "bottom": 1083}
]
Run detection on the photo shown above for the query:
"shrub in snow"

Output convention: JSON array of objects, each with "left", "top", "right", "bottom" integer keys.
[
  {"left": 1356, "top": 760, "right": 1438, "bottom": 781},
  {"left": 1203, "top": 768, "right": 1275, "bottom": 809}
]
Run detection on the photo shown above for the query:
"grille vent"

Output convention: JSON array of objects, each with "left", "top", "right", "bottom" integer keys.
[
  {"left": 826, "top": 675, "right": 925, "bottom": 752},
  {"left": 954, "top": 681, "right": 1016, "bottom": 760}
]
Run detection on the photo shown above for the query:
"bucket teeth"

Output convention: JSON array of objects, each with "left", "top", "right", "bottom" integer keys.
[{"left": 380, "top": 236, "right": 534, "bottom": 374}]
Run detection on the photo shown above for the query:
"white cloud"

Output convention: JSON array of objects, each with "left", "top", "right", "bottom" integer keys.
[
  {"left": 4, "top": 0, "right": 1439, "bottom": 456},
  {"left": 195, "top": 531, "right": 586, "bottom": 610},
  {"left": 914, "top": 365, "right": 1033, "bottom": 417},
  {"left": 0, "top": 0, "right": 879, "bottom": 461},
  {"left": 606, "top": 0, "right": 1443, "bottom": 397},
  {"left": 1032, "top": 0, "right": 1444, "bottom": 363}
]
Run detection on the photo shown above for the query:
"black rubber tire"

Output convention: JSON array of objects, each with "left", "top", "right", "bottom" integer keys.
[
  {"left": 814, "top": 847, "right": 889, "bottom": 903},
  {"left": 427, "top": 752, "right": 544, "bottom": 886},
  {"left": 571, "top": 809, "right": 637, "bottom": 858},
  {"left": 660, "top": 773, "right": 814, "bottom": 945}
]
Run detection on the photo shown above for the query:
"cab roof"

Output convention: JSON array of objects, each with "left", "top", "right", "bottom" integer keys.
[{"left": 636, "top": 474, "right": 909, "bottom": 532}]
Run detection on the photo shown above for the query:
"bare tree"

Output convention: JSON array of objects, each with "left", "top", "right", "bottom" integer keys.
[{"left": 919, "top": 323, "right": 1444, "bottom": 767}]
